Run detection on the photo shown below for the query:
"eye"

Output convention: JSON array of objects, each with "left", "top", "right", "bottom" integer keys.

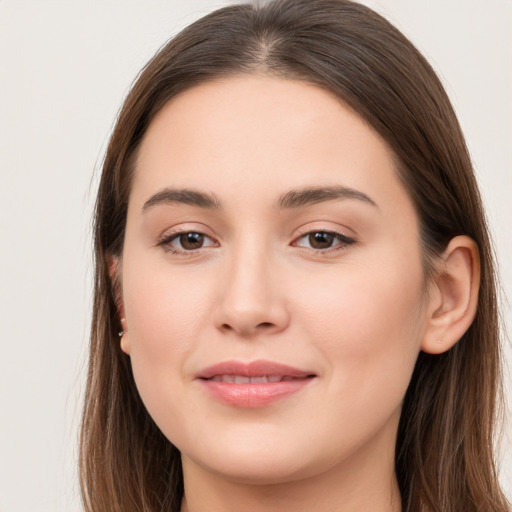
[
  {"left": 293, "top": 231, "right": 355, "bottom": 251},
  {"left": 160, "top": 231, "right": 217, "bottom": 253}
]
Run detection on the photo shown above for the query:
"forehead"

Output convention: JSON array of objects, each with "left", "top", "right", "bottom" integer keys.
[{"left": 130, "top": 75, "right": 413, "bottom": 219}]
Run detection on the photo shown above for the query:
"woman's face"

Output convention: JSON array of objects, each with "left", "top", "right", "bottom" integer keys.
[{"left": 120, "top": 76, "right": 432, "bottom": 484}]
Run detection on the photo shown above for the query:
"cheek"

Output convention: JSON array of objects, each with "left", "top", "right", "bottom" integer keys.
[
  {"left": 297, "top": 256, "right": 426, "bottom": 409},
  {"left": 121, "top": 261, "right": 214, "bottom": 417},
  {"left": 123, "top": 259, "right": 213, "bottom": 349}
]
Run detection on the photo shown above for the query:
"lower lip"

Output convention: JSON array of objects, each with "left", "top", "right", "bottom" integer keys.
[{"left": 199, "top": 378, "right": 314, "bottom": 408}]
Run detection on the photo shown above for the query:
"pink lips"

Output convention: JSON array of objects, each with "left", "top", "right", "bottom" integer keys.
[{"left": 197, "top": 360, "right": 315, "bottom": 408}]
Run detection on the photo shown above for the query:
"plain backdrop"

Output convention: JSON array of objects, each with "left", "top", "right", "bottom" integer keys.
[{"left": 0, "top": 1, "right": 510, "bottom": 511}]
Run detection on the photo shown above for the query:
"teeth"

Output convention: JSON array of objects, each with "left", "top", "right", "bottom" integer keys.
[
  {"left": 250, "top": 376, "right": 268, "bottom": 383},
  {"left": 210, "top": 375, "right": 292, "bottom": 383}
]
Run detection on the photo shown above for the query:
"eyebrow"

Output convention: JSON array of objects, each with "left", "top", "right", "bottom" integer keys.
[
  {"left": 142, "top": 188, "right": 221, "bottom": 212},
  {"left": 276, "top": 185, "right": 377, "bottom": 209},
  {"left": 142, "top": 185, "right": 377, "bottom": 213}
]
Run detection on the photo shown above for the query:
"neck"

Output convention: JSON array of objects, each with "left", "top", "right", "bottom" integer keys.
[
  {"left": 181, "top": 473, "right": 401, "bottom": 512},
  {"left": 180, "top": 415, "right": 402, "bottom": 512}
]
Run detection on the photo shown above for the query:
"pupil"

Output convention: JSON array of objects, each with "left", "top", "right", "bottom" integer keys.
[
  {"left": 180, "top": 232, "right": 204, "bottom": 250},
  {"left": 309, "top": 232, "right": 334, "bottom": 249}
]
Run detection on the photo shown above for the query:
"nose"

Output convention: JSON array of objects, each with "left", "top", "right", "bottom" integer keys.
[{"left": 213, "top": 245, "right": 290, "bottom": 338}]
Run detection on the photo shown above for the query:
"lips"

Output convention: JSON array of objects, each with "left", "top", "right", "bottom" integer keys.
[{"left": 197, "top": 360, "right": 315, "bottom": 408}]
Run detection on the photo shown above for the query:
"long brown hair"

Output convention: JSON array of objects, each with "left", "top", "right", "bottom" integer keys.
[{"left": 80, "top": 1, "right": 510, "bottom": 510}]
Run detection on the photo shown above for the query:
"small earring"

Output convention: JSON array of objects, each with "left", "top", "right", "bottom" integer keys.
[{"left": 119, "top": 317, "right": 126, "bottom": 337}]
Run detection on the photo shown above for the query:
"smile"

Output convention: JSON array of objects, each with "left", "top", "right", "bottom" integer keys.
[{"left": 197, "top": 360, "right": 316, "bottom": 408}]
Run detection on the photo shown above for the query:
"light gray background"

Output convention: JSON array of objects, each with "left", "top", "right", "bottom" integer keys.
[{"left": 0, "top": 1, "right": 510, "bottom": 511}]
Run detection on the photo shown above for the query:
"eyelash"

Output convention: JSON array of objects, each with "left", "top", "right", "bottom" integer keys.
[{"left": 158, "top": 230, "right": 356, "bottom": 256}]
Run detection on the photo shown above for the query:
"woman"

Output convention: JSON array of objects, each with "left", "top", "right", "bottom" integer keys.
[{"left": 79, "top": 0, "right": 510, "bottom": 511}]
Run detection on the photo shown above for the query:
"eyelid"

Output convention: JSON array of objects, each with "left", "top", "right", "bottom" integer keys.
[
  {"left": 292, "top": 222, "right": 355, "bottom": 240},
  {"left": 157, "top": 222, "right": 216, "bottom": 242}
]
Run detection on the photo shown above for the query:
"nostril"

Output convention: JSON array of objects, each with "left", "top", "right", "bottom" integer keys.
[{"left": 220, "top": 321, "right": 275, "bottom": 333}]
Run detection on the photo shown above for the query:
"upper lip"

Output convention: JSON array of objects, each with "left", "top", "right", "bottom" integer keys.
[{"left": 197, "top": 360, "right": 315, "bottom": 379}]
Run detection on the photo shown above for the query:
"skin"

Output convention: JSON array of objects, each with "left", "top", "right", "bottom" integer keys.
[{"left": 116, "top": 75, "right": 480, "bottom": 512}]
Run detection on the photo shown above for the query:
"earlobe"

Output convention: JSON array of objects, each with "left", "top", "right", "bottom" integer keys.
[
  {"left": 120, "top": 330, "right": 131, "bottom": 355},
  {"left": 421, "top": 236, "right": 480, "bottom": 354}
]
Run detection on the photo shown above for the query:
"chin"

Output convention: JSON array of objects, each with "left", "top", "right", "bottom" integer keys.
[
  {"left": 195, "top": 453, "right": 316, "bottom": 485},
  {"left": 180, "top": 430, "right": 340, "bottom": 486}
]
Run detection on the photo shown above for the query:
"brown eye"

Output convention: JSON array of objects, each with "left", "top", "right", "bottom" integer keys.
[
  {"left": 179, "top": 232, "right": 205, "bottom": 250},
  {"left": 162, "top": 231, "right": 217, "bottom": 253},
  {"left": 308, "top": 232, "right": 335, "bottom": 249},
  {"left": 293, "top": 230, "right": 355, "bottom": 252}
]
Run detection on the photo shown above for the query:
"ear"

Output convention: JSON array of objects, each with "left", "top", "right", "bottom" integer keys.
[
  {"left": 421, "top": 236, "right": 480, "bottom": 354},
  {"left": 107, "top": 254, "right": 130, "bottom": 355}
]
